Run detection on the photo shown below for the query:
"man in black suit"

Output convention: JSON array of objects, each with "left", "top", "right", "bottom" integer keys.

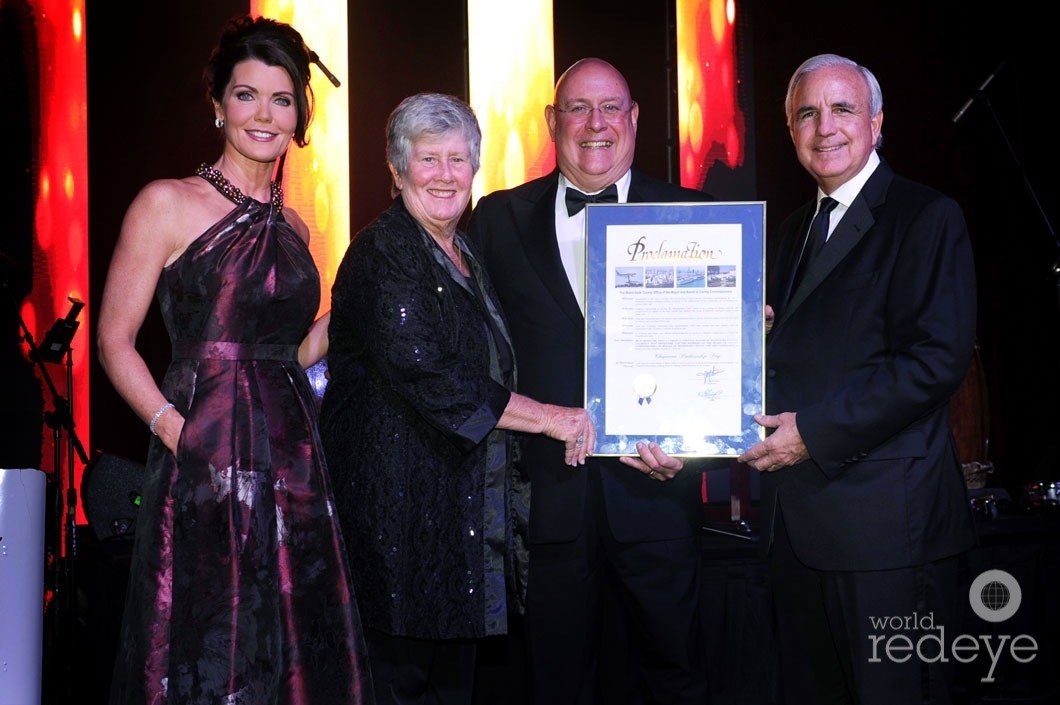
[
  {"left": 737, "top": 54, "right": 978, "bottom": 704},
  {"left": 468, "top": 57, "right": 714, "bottom": 705}
]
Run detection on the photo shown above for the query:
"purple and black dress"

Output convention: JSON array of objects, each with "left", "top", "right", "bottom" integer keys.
[{"left": 108, "top": 166, "right": 374, "bottom": 705}]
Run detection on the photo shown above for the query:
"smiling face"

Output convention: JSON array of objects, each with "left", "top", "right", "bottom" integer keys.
[
  {"left": 546, "top": 58, "right": 639, "bottom": 193},
  {"left": 788, "top": 63, "right": 883, "bottom": 193},
  {"left": 391, "top": 131, "right": 474, "bottom": 238},
  {"left": 214, "top": 59, "right": 298, "bottom": 166}
]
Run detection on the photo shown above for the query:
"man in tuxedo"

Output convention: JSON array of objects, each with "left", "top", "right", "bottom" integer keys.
[
  {"left": 737, "top": 54, "right": 978, "bottom": 704},
  {"left": 467, "top": 57, "right": 714, "bottom": 705}
]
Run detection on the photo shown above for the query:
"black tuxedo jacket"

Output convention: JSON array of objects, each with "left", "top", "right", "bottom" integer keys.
[
  {"left": 763, "top": 159, "right": 978, "bottom": 570},
  {"left": 467, "top": 168, "right": 717, "bottom": 544}
]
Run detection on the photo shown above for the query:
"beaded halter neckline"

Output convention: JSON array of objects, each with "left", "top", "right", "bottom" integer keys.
[{"left": 196, "top": 163, "right": 284, "bottom": 212}]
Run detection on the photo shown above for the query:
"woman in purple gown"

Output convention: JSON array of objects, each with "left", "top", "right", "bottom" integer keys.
[{"left": 96, "top": 16, "right": 373, "bottom": 704}]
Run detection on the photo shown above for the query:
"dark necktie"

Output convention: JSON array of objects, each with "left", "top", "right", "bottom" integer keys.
[
  {"left": 565, "top": 184, "right": 619, "bottom": 216},
  {"left": 786, "top": 196, "right": 838, "bottom": 304}
]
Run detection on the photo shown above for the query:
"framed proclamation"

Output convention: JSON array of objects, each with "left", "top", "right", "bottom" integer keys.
[{"left": 584, "top": 201, "right": 766, "bottom": 457}]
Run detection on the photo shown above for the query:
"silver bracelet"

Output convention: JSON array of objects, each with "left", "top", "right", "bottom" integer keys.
[{"left": 149, "top": 402, "right": 175, "bottom": 436}]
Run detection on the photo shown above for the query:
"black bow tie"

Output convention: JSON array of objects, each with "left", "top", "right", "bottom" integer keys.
[{"left": 565, "top": 184, "right": 619, "bottom": 216}]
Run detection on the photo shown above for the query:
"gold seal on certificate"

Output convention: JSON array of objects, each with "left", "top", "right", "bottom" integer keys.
[{"left": 633, "top": 373, "right": 657, "bottom": 405}]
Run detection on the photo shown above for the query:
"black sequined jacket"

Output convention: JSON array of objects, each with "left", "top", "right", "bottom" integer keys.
[{"left": 320, "top": 197, "right": 529, "bottom": 640}]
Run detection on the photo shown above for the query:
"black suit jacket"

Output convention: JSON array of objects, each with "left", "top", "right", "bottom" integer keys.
[
  {"left": 468, "top": 168, "right": 717, "bottom": 544},
  {"left": 763, "top": 159, "right": 978, "bottom": 570}
]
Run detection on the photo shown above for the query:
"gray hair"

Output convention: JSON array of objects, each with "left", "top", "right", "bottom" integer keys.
[
  {"left": 784, "top": 53, "right": 884, "bottom": 148},
  {"left": 386, "top": 92, "right": 482, "bottom": 189}
]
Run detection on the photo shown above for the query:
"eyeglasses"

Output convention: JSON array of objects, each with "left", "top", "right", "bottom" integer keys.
[{"left": 552, "top": 103, "right": 631, "bottom": 122}]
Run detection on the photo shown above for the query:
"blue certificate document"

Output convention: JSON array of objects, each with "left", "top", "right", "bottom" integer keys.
[{"left": 584, "top": 201, "right": 766, "bottom": 457}]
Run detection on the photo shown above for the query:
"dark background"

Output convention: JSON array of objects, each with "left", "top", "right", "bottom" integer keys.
[{"left": 81, "top": 0, "right": 1058, "bottom": 502}]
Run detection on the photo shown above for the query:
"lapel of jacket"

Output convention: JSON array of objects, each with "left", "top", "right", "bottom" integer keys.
[
  {"left": 625, "top": 168, "right": 651, "bottom": 203},
  {"left": 781, "top": 162, "right": 891, "bottom": 318},
  {"left": 513, "top": 170, "right": 584, "bottom": 326}
]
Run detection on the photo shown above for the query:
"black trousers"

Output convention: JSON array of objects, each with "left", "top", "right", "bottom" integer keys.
[
  {"left": 525, "top": 470, "right": 707, "bottom": 705},
  {"left": 365, "top": 627, "right": 477, "bottom": 705},
  {"left": 770, "top": 506, "right": 961, "bottom": 705}
]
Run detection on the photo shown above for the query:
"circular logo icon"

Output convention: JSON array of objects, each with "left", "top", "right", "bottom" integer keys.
[{"left": 968, "top": 569, "right": 1021, "bottom": 623}]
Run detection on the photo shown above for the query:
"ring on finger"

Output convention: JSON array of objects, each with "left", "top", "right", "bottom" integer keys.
[
  {"left": 648, "top": 469, "right": 657, "bottom": 479},
  {"left": 575, "top": 435, "right": 585, "bottom": 446}
]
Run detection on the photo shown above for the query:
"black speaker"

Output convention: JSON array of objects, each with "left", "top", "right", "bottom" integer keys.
[{"left": 81, "top": 453, "right": 144, "bottom": 542}]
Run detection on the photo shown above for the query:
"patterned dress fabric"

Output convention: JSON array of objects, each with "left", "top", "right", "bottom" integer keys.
[{"left": 108, "top": 170, "right": 374, "bottom": 705}]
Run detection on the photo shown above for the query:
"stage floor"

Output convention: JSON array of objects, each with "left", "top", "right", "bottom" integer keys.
[{"left": 40, "top": 503, "right": 1060, "bottom": 705}]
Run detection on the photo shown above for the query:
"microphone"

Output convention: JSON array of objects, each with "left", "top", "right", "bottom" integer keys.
[
  {"left": 952, "top": 62, "right": 1005, "bottom": 123},
  {"left": 309, "top": 51, "right": 341, "bottom": 88}
]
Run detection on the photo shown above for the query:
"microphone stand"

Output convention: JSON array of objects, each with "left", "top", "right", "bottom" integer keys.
[
  {"left": 19, "top": 297, "right": 89, "bottom": 679},
  {"left": 979, "top": 96, "right": 1060, "bottom": 314}
]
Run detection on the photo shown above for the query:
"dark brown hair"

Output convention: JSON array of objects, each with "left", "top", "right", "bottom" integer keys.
[{"left": 203, "top": 15, "right": 314, "bottom": 147}]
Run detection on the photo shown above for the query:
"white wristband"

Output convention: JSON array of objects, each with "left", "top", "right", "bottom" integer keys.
[{"left": 149, "top": 402, "right": 175, "bottom": 436}]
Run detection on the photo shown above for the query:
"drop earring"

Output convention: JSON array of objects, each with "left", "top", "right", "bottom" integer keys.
[{"left": 214, "top": 117, "right": 225, "bottom": 129}]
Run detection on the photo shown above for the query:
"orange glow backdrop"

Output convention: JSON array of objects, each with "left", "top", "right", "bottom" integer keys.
[
  {"left": 467, "top": 0, "right": 555, "bottom": 202},
  {"left": 676, "top": 0, "right": 746, "bottom": 191},
  {"left": 23, "top": 0, "right": 89, "bottom": 527}
]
